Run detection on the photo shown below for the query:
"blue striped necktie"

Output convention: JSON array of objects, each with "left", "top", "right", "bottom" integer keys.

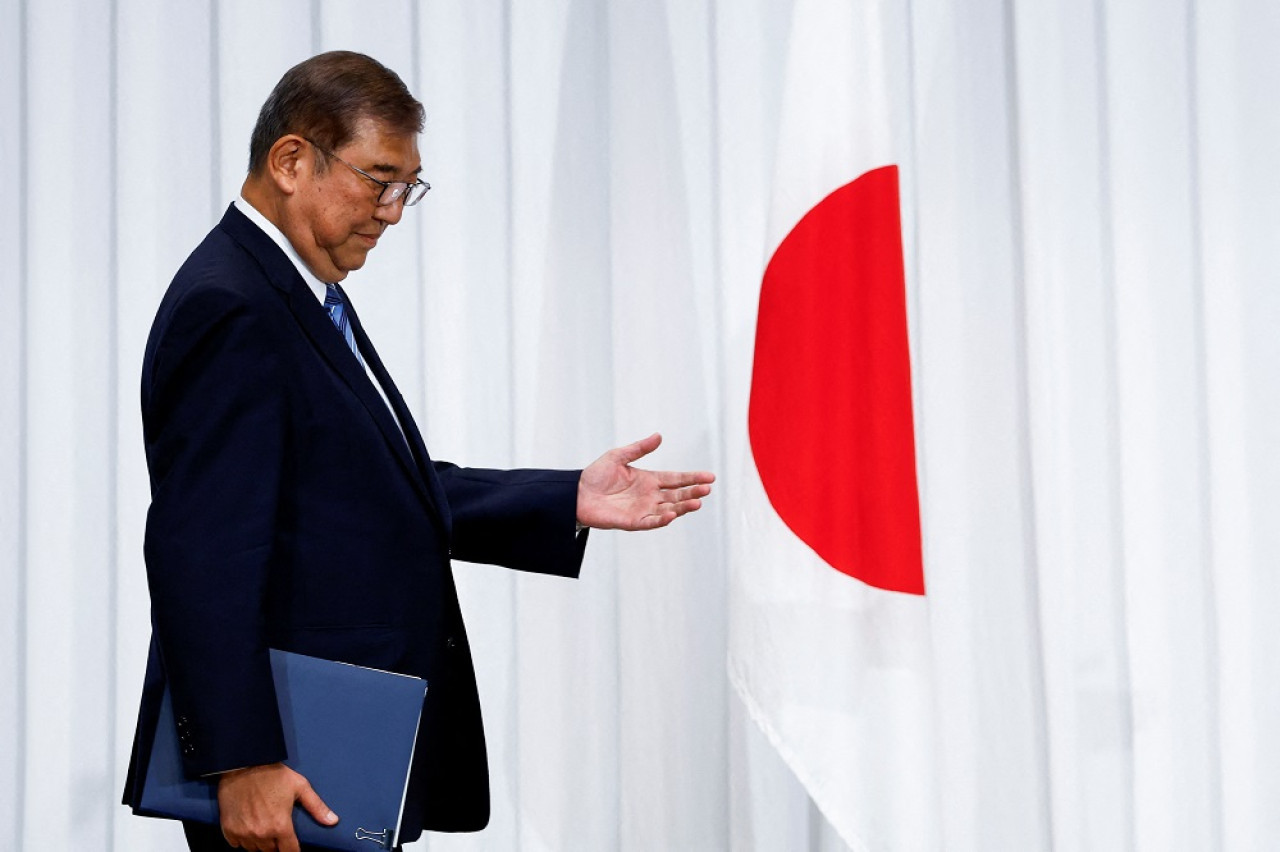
[{"left": 324, "top": 284, "right": 363, "bottom": 367}]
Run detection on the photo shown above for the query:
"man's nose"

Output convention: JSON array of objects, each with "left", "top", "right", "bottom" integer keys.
[{"left": 374, "top": 197, "right": 405, "bottom": 226}]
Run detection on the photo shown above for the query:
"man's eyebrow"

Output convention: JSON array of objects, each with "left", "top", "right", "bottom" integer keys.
[{"left": 368, "top": 162, "right": 424, "bottom": 178}]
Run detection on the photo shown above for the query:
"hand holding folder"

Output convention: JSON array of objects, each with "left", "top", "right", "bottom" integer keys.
[
  {"left": 216, "top": 761, "right": 340, "bottom": 848},
  {"left": 141, "top": 650, "right": 427, "bottom": 852}
]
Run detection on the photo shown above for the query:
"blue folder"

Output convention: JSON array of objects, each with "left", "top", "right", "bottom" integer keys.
[{"left": 141, "top": 650, "right": 427, "bottom": 851}]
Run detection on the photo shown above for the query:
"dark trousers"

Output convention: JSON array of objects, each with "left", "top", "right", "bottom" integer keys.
[{"left": 183, "top": 821, "right": 403, "bottom": 852}]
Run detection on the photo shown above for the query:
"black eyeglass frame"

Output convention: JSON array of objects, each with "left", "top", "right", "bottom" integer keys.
[{"left": 305, "top": 138, "right": 431, "bottom": 207}]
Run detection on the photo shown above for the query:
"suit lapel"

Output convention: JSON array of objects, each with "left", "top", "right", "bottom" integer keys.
[
  {"left": 286, "top": 285, "right": 439, "bottom": 506},
  {"left": 217, "top": 205, "right": 448, "bottom": 532},
  {"left": 339, "top": 287, "right": 452, "bottom": 534}
]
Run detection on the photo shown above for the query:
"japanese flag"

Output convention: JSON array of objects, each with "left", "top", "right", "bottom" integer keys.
[{"left": 726, "top": 1, "right": 934, "bottom": 848}]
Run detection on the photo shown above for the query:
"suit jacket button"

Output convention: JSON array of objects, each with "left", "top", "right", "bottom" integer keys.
[{"left": 445, "top": 636, "right": 457, "bottom": 649}]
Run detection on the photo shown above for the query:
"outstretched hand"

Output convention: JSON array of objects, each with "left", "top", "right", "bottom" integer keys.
[{"left": 577, "top": 433, "right": 715, "bottom": 531}]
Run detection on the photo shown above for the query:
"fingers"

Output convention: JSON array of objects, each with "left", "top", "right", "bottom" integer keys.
[
  {"left": 613, "top": 432, "right": 662, "bottom": 465},
  {"left": 606, "top": 436, "right": 716, "bottom": 491},
  {"left": 642, "top": 510, "right": 677, "bottom": 530},
  {"left": 219, "top": 815, "right": 301, "bottom": 851},
  {"left": 217, "top": 763, "right": 336, "bottom": 852},
  {"left": 638, "top": 495, "right": 704, "bottom": 530},
  {"left": 623, "top": 478, "right": 711, "bottom": 531},
  {"left": 659, "top": 483, "right": 713, "bottom": 505},
  {"left": 666, "top": 498, "right": 703, "bottom": 519},
  {"left": 297, "top": 781, "right": 339, "bottom": 828},
  {"left": 653, "top": 469, "right": 716, "bottom": 489}
]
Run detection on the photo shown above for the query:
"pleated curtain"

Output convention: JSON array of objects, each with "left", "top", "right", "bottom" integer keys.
[{"left": 1, "top": 2, "right": 1276, "bottom": 850}]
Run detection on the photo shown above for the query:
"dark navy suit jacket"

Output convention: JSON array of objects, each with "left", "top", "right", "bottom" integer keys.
[{"left": 123, "top": 205, "right": 587, "bottom": 838}]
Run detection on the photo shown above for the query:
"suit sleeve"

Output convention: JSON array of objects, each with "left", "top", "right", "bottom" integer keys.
[
  {"left": 433, "top": 464, "right": 588, "bottom": 577},
  {"left": 142, "top": 285, "right": 289, "bottom": 777}
]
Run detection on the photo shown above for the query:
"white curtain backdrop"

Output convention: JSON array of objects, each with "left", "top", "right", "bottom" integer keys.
[{"left": 1, "top": 1, "right": 1276, "bottom": 850}]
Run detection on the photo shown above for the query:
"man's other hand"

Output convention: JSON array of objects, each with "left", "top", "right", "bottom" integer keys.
[
  {"left": 577, "top": 433, "right": 715, "bottom": 531},
  {"left": 217, "top": 762, "right": 337, "bottom": 852}
]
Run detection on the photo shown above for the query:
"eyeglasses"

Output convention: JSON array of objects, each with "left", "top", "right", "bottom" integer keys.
[{"left": 305, "top": 139, "right": 431, "bottom": 207}]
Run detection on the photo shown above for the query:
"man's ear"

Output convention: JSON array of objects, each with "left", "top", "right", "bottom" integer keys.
[{"left": 266, "top": 135, "right": 310, "bottom": 195}]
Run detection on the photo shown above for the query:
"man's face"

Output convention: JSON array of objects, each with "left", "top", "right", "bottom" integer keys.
[{"left": 288, "top": 118, "right": 421, "bottom": 282}]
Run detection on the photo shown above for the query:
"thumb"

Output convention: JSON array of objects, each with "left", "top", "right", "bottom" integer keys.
[
  {"left": 296, "top": 781, "right": 339, "bottom": 827},
  {"left": 614, "top": 432, "right": 662, "bottom": 466}
]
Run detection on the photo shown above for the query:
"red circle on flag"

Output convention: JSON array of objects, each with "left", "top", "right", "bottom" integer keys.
[{"left": 748, "top": 165, "right": 924, "bottom": 595}]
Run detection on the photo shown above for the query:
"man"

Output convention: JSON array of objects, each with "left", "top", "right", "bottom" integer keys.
[{"left": 122, "top": 51, "right": 713, "bottom": 852}]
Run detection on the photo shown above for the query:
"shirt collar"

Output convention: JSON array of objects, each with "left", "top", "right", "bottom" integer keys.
[{"left": 233, "top": 196, "right": 329, "bottom": 304}]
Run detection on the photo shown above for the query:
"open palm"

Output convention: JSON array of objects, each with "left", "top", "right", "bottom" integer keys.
[{"left": 576, "top": 433, "right": 715, "bottom": 531}]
